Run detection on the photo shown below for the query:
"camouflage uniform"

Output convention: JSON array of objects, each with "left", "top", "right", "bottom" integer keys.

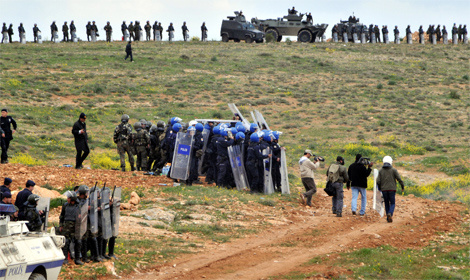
[
  {"left": 148, "top": 129, "right": 166, "bottom": 171},
  {"left": 104, "top": 23, "right": 112, "bottom": 43},
  {"left": 133, "top": 128, "right": 150, "bottom": 171},
  {"left": 144, "top": 22, "right": 151, "bottom": 41},
  {"left": 114, "top": 122, "right": 135, "bottom": 171},
  {"left": 24, "top": 203, "right": 44, "bottom": 231},
  {"left": 59, "top": 201, "right": 82, "bottom": 264}
]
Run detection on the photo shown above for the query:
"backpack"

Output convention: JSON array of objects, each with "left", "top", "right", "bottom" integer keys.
[{"left": 327, "top": 163, "right": 340, "bottom": 183}]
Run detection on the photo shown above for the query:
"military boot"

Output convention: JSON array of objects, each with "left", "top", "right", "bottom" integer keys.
[
  {"left": 74, "top": 241, "right": 84, "bottom": 265},
  {"left": 102, "top": 238, "right": 110, "bottom": 259},
  {"left": 81, "top": 239, "right": 90, "bottom": 263},
  {"left": 108, "top": 237, "right": 117, "bottom": 259},
  {"left": 90, "top": 237, "right": 102, "bottom": 262},
  {"left": 121, "top": 167, "right": 126, "bottom": 172}
]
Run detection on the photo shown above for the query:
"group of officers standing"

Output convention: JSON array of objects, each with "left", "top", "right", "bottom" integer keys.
[
  {"left": 0, "top": 176, "right": 119, "bottom": 266},
  {"left": 111, "top": 113, "right": 284, "bottom": 192},
  {"left": 331, "top": 22, "right": 468, "bottom": 44},
  {"left": 1, "top": 20, "right": 209, "bottom": 43}
]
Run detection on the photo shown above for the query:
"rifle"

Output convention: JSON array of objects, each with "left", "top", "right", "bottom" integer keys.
[{"left": 111, "top": 186, "right": 116, "bottom": 203}]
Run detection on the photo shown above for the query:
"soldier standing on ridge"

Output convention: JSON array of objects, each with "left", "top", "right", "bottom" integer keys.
[
  {"left": 393, "top": 25, "right": 399, "bottom": 44},
  {"left": 201, "top": 22, "right": 208, "bottom": 41},
  {"left": 72, "top": 113, "right": 89, "bottom": 169},
  {"left": 436, "top": 24, "right": 441, "bottom": 42},
  {"left": 18, "top": 23, "right": 25, "bottom": 43},
  {"left": 1, "top": 108, "right": 17, "bottom": 164},
  {"left": 167, "top": 23, "right": 174, "bottom": 41},
  {"left": 128, "top": 21, "right": 135, "bottom": 41},
  {"left": 382, "top": 25, "right": 388, "bottom": 43},
  {"left": 50, "top": 21, "right": 58, "bottom": 42},
  {"left": 8, "top": 24, "right": 14, "bottom": 43},
  {"left": 113, "top": 114, "right": 135, "bottom": 171},
  {"left": 145, "top": 21, "right": 151, "bottom": 41},
  {"left": 182, "top": 22, "right": 189, "bottom": 41},
  {"left": 70, "top": 21, "right": 76, "bottom": 36},
  {"left": 121, "top": 21, "right": 127, "bottom": 38},
  {"left": 1, "top": 23, "right": 7, "bottom": 43},
  {"left": 134, "top": 21, "right": 141, "bottom": 41},
  {"left": 458, "top": 24, "right": 462, "bottom": 42},
  {"left": 86, "top": 21, "right": 92, "bottom": 41},
  {"left": 374, "top": 25, "right": 380, "bottom": 43},
  {"left": 152, "top": 21, "right": 158, "bottom": 40},
  {"left": 91, "top": 21, "right": 98, "bottom": 39},
  {"left": 62, "top": 21, "right": 69, "bottom": 42},
  {"left": 104, "top": 21, "right": 112, "bottom": 42},
  {"left": 33, "top": 24, "right": 40, "bottom": 43},
  {"left": 419, "top": 25, "right": 424, "bottom": 44}
]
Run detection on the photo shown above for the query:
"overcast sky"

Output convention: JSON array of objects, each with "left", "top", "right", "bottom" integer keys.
[{"left": 0, "top": 0, "right": 468, "bottom": 42}]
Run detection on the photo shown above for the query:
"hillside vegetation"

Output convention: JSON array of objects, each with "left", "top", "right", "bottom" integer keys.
[{"left": 0, "top": 41, "right": 469, "bottom": 184}]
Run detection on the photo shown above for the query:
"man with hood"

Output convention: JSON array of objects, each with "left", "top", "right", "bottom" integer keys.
[{"left": 377, "top": 156, "right": 404, "bottom": 223}]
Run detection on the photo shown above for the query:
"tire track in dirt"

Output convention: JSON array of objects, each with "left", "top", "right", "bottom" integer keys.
[{"left": 126, "top": 192, "right": 465, "bottom": 280}]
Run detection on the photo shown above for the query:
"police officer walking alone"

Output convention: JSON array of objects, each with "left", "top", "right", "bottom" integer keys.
[{"left": 72, "top": 113, "right": 89, "bottom": 169}]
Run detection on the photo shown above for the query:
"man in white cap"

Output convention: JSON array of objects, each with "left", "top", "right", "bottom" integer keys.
[{"left": 377, "top": 156, "right": 404, "bottom": 223}]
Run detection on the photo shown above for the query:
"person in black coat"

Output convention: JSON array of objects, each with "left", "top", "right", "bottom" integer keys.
[
  {"left": 14, "top": 180, "right": 35, "bottom": 219},
  {"left": 347, "top": 154, "right": 373, "bottom": 216},
  {"left": 72, "top": 113, "right": 89, "bottom": 169},
  {"left": 125, "top": 41, "right": 133, "bottom": 62},
  {"left": 1, "top": 108, "right": 17, "bottom": 164}
]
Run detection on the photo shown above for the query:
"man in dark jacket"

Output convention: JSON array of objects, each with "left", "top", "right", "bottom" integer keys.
[
  {"left": 72, "top": 113, "right": 89, "bottom": 169},
  {"left": 1, "top": 108, "right": 17, "bottom": 164},
  {"left": 125, "top": 41, "right": 133, "bottom": 62},
  {"left": 14, "top": 180, "right": 36, "bottom": 218},
  {"left": 377, "top": 156, "right": 404, "bottom": 223},
  {"left": 33, "top": 24, "right": 41, "bottom": 43},
  {"left": 18, "top": 23, "right": 25, "bottom": 43},
  {"left": 7, "top": 24, "right": 14, "bottom": 43},
  {"left": 22, "top": 194, "right": 45, "bottom": 232},
  {"left": 50, "top": 21, "right": 58, "bottom": 42},
  {"left": 326, "top": 156, "right": 349, "bottom": 217},
  {"left": 347, "top": 154, "right": 372, "bottom": 216},
  {"left": 0, "top": 177, "right": 12, "bottom": 196},
  {"left": 62, "top": 21, "right": 69, "bottom": 42}
]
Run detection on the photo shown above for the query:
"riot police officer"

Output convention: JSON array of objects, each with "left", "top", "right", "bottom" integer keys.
[
  {"left": 59, "top": 191, "right": 82, "bottom": 265},
  {"left": 23, "top": 194, "right": 45, "bottom": 232}
]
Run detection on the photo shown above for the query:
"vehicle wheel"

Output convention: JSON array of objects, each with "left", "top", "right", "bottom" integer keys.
[
  {"left": 298, "top": 30, "right": 313, "bottom": 43},
  {"left": 234, "top": 38, "right": 240, "bottom": 43},
  {"left": 245, "top": 36, "right": 253, "bottom": 43},
  {"left": 277, "top": 35, "right": 283, "bottom": 42},
  {"left": 255, "top": 39, "right": 263, "bottom": 43},
  {"left": 265, "top": 28, "right": 279, "bottom": 42},
  {"left": 29, "top": 273, "right": 46, "bottom": 280},
  {"left": 221, "top": 34, "right": 229, "bottom": 42}
]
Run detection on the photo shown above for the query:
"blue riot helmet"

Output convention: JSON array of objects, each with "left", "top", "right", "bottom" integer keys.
[
  {"left": 203, "top": 123, "right": 211, "bottom": 130},
  {"left": 187, "top": 126, "right": 196, "bottom": 135},
  {"left": 220, "top": 123, "right": 229, "bottom": 130},
  {"left": 213, "top": 125, "right": 220, "bottom": 135},
  {"left": 250, "top": 133, "right": 260, "bottom": 143},
  {"left": 236, "top": 124, "right": 246, "bottom": 133},
  {"left": 220, "top": 128, "right": 228, "bottom": 137},
  {"left": 250, "top": 123, "right": 259, "bottom": 133},
  {"left": 257, "top": 130, "right": 265, "bottom": 138},
  {"left": 172, "top": 123, "right": 182, "bottom": 132},
  {"left": 231, "top": 127, "right": 238, "bottom": 135},
  {"left": 235, "top": 132, "right": 245, "bottom": 141},
  {"left": 263, "top": 130, "right": 273, "bottom": 142},
  {"left": 272, "top": 131, "right": 282, "bottom": 140},
  {"left": 195, "top": 123, "right": 204, "bottom": 132},
  {"left": 235, "top": 121, "right": 243, "bottom": 128},
  {"left": 170, "top": 117, "right": 182, "bottom": 126}
]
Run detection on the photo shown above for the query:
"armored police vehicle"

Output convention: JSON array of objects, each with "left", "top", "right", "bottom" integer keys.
[
  {"left": 251, "top": 9, "right": 328, "bottom": 42},
  {"left": 0, "top": 205, "right": 65, "bottom": 280},
  {"left": 335, "top": 15, "right": 369, "bottom": 42},
  {"left": 220, "top": 11, "right": 265, "bottom": 43}
]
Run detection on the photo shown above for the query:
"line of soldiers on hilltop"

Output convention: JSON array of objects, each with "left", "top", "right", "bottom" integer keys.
[
  {"left": 112, "top": 113, "right": 284, "bottom": 192},
  {"left": 1, "top": 20, "right": 209, "bottom": 43},
  {"left": 331, "top": 23, "right": 468, "bottom": 44}
]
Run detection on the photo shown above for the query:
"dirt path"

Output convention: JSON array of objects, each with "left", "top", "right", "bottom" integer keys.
[{"left": 122, "top": 191, "right": 465, "bottom": 280}]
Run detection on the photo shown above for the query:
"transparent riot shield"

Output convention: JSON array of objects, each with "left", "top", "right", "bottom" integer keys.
[
  {"left": 140, "top": 30, "right": 144, "bottom": 41},
  {"left": 169, "top": 31, "right": 174, "bottom": 41},
  {"left": 463, "top": 35, "right": 468, "bottom": 44},
  {"left": 395, "top": 36, "right": 400, "bottom": 44},
  {"left": 101, "top": 188, "right": 112, "bottom": 240},
  {"left": 38, "top": 32, "right": 43, "bottom": 44},
  {"left": 407, "top": 34, "right": 412, "bottom": 44},
  {"left": 254, "top": 110, "right": 270, "bottom": 130},
  {"left": 262, "top": 147, "right": 274, "bottom": 194},
  {"left": 452, "top": 34, "right": 458, "bottom": 44},
  {"left": 154, "top": 30, "right": 160, "bottom": 41},
  {"left": 352, "top": 32, "right": 358, "bottom": 43},
  {"left": 371, "top": 33, "right": 376, "bottom": 43},
  {"left": 360, "top": 33, "right": 366, "bottom": 43},
  {"left": 75, "top": 201, "right": 88, "bottom": 239},
  {"left": 333, "top": 32, "right": 338, "bottom": 42},
  {"left": 228, "top": 103, "right": 250, "bottom": 130},
  {"left": 124, "top": 30, "right": 130, "bottom": 41},
  {"left": 383, "top": 34, "right": 389, "bottom": 44},
  {"left": 280, "top": 149, "right": 290, "bottom": 194},
  {"left": 170, "top": 132, "right": 193, "bottom": 180},
  {"left": 228, "top": 145, "right": 249, "bottom": 191},
  {"left": 71, "top": 31, "right": 77, "bottom": 42},
  {"left": 112, "top": 187, "right": 121, "bottom": 237},
  {"left": 36, "top": 197, "right": 51, "bottom": 231},
  {"left": 1, "top": 32, "right": 8, "bottom": 44},
  {"left": 53, "top": 31, "right": 58, "bottom": 43},
  {"left": 89, "top": 189, "right": 98, "bottom": 235},
  {"left": 184, "top": 32, "right": 190, "bottom": 41},
  {"left": 432, "top": 34, "right": 436, "bottom": 45},
  {"left": 202, "top": 31, "right": 207, "bottom": 41},
  {"left": 372, "top": 169, "right": 385, "bottom": 217},
  {"left": 20, "top": 33, "right": 26, "bottom": 44},
  {"left": 420, "top": 34, "right": 424, "bottom": 44},
  {"left": 443, "top": 34, "right": 448, "bottom": 44},
  {"left": 91, "top": 31, "right": 97, "bottom": 42},
  {"left": 250, "top": 111, "right": 258, "bottom": 126},
  {"left": 343, "top": 32, "right": 348, "bottom": 43},
  {"left": 198, "top": 127, "right": 211, "bottom": 175}
]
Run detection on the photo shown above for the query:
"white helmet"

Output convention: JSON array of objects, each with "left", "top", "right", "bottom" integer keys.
[
  {"left": 383, "top": 156, "right": 393, "bottom": 165},
  {"left": 188, "top": 120, "right": 197, "bottom": 127}
]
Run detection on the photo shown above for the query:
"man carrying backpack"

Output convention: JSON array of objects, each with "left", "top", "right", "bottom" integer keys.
[{"left": 326, "top": 156, "right": 349, "bottom": 217}]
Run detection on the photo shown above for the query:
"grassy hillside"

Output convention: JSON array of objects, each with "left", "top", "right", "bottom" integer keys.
[{"left": 0, "top": 41, "right": 469, "bottom": 182}]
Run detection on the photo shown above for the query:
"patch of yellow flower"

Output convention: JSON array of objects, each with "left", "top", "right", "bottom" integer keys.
[{"left": 10, "top": 153, "right": 46, "bottom": 166}]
